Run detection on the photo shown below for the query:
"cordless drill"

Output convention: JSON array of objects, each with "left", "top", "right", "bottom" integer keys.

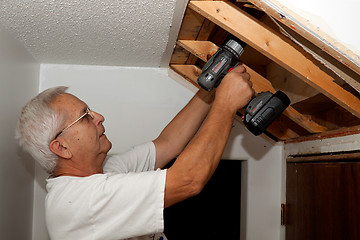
[{"left": 197, "top": 39, "right": 290, "bottom": 136}]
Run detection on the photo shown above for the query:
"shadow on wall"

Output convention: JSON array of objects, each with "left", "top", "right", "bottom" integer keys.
[
  {"left": 223, "top": 121, "right": 276, "bottom": 161},
  {"left": 18, "top": 139, "right": 48, "bottom": 192},
  {"left": 34, "top": 163, "right": 49, "bottom": 192},
  {"left": 16, "top": 145, "right": 35, "bottom": 178},
  {"left": 16, "top": 142, "right": 47, "bottom": 192}
]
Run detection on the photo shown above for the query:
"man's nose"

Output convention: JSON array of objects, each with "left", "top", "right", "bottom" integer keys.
[{"left": 91, "top": 110, "right": 105, "bottom": 125}]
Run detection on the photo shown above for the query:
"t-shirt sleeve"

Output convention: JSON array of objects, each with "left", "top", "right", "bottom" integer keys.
[
  {"left": 90, "top": 169, "right": 167, "bottom": 239},
  {"left": 104, "top": 142, "right": 157, "bottom": 173}
]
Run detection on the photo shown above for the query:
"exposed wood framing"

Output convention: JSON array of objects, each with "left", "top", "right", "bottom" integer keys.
[
  {"left": 177, "top": 40, "right": 218, "bottom": 62},
  {"left": 188, "top": 1, "right": 360, "bottom": 119},
  {"left": 287, "top": 151, "right": 360, "bottom": 163},
  {"left": 169, "top": 0, "right": 360, "bottom": 141},
  {"left": 171, "top": 7, "right": 217, "bottom": 65},
  {"left": 171, "top": 64, "right": 300, "bottom": 140},
  {"left": 170, "top": 64, "right": 201, "bottom": 87},
  {"left": 175, "top": 39, "right": 328, "bottom": 133},
  {"left": 264, "top": 115, "right": 300, "bottom": 140},
  {"left": 256, "top": 8, "right": 360, "bottom": 94},
  {"left": 246, "top": 0, "right": 360, "bottom": 77},
  {"left": 285, "top": 124, "right": 360, "bottom": 144}
]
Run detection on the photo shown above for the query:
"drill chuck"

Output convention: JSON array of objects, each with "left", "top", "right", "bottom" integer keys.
[{"left": 224, "top": 39, "right": 244, "bottom": 58}]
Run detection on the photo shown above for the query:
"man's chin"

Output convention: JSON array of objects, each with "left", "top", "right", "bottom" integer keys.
[
  {"left": 107, "top": 142, "right": 112, "bottom": 152},
  {"left": 105, "top": 139, "right": 112, "bottom": 153}
]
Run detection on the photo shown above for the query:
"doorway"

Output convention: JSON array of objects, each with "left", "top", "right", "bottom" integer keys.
[{"left": 164, "top": 160, "right": 242, "bottom": 240}]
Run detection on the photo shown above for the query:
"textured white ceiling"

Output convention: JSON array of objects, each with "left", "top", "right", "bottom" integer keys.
[{"left": 0, "top": 0, "right": 187, "bottom": 67}]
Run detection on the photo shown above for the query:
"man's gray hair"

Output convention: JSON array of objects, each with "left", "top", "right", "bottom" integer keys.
[{"left": 15, "top": 86, "right": 69, "bottom": 173}]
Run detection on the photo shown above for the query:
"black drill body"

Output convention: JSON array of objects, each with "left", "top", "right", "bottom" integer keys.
[
  {"left": 197, "top": 40, "right": 290, "bottom": 136},
  {"left": 197, "top": 40, "right": 243, "bottom": 91}
]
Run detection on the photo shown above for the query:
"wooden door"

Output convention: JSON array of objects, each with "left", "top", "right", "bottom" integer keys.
[{"left": 286, "top": 154, "right": 360, "bottom": 240}]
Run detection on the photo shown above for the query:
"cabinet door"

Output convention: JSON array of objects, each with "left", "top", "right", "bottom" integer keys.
[{"left": 286, "top": 161, "right": 360, "bottom": 240}]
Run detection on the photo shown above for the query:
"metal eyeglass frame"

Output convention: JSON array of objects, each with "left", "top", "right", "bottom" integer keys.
[{"left": 54, "top": 107, "right": 94, "bottom": 139}]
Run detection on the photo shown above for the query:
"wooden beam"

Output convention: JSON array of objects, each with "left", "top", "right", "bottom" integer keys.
[
  {"left": 177, "top": 39, "right": 328, "bottom": 133},
  {"left": 177, "top": 40, "right": 218, "bottom": 62},
  {"left": 186, "top": 18, "right": 217, "bottom": 65},
  {"left": 285, "top": 124, "right": 360, "bottom": 144},
  {"left": 177, "top": 8, "right": 206, "bottom": 40},
  {"left": 264, "top": 115, "right": 301, "bottom": 140},
  {"left": 170, "top": 64, "right": 201, "bottom": 88},
  {"left": 170, "top": 8, "right": 205, "bottom": 65},
  {"left": 247, "top": 0, "right": 360, "bottom": 77},
  {"left": 287, "top": 151, "right": 360, "bottom": 163},
  {"left": 188, "top": 1, "right": 360, "bottom": 119},
  {"left": 248, "top": 67, "right": 328, "bottom": 133},
  {"left": 171, "top": 7, "right": 217, "bottom": 65},
  {"left": 170, "top": 64, "right": 300, "bottom": 140}
]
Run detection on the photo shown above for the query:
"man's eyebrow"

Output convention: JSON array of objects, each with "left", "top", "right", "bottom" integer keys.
[{"left": 79, "top": 106, "right": 88, "bottom": 116}]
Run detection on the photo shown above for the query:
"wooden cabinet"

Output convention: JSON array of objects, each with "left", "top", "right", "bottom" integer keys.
[{"left": 286, "top": 153, "right": 360, "bottom": 240}]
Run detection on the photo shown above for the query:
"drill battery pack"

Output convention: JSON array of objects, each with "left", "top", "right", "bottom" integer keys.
[{"left": 243, "top": 91, "right": 290, "bottom": 135}]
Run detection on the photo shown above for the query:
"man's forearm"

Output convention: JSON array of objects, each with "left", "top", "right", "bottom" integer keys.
[
  {"left": 183, "top": 101, "right": 235, "bottom": 181},
  {"left": 164, "top": 100, "right": 236, "bottom": 207},
  {"left": 153, "top": 89, "right": 215, "bottom": 169},
  {"left": 178, "top": 99, "right": 235, "bottom": 175}
]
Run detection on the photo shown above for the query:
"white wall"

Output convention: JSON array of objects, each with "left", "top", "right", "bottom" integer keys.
[
  {"left": 34, "top": 64, "right": 284, "bottom": 240},
  {"left": 39, "top": 64, "right": 196, "bottom": 153},
  {"left": 223, "top": 121, "right": 284, "bottom": 240},
  {"left": 0, "top": 26, "right": 40, "bottom": 239}
]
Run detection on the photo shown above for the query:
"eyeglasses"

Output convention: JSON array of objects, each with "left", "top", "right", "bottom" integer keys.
[{"left": 54, "top": 107, "right": 94, "bottom": 139}]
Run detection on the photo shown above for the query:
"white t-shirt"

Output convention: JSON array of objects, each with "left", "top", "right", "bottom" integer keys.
[{"left": 46, "top": 142, "right": 167, "bottom": 240}]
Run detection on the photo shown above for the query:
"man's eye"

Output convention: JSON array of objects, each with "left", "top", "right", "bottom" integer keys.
[
  {"left": 84, "top": 114, "right": 92, "bottom": 121},
  {"left": 80, "top": 115, "right": 89, "bottom": 122}
]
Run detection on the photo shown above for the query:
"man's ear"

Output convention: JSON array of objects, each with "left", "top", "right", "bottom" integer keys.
[{"left": 49, "top": 139, "right": 72, "bottom": 159}]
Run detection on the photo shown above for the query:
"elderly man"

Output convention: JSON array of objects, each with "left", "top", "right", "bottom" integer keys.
[{"left": 16, "top": 65, "right": 253, "bottom": 239}]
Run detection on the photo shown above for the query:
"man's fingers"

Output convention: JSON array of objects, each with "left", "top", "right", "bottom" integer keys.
[
  {"left": 231, "top": 64, "right": 246, "bottom": 73},
  {"left": 242, "top": 71, "right": 251, "bottom": 82}
]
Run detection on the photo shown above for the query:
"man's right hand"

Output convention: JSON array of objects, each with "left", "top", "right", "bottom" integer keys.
[{"left": 214, "top": 64, "right": 254, "bottom": 113}]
